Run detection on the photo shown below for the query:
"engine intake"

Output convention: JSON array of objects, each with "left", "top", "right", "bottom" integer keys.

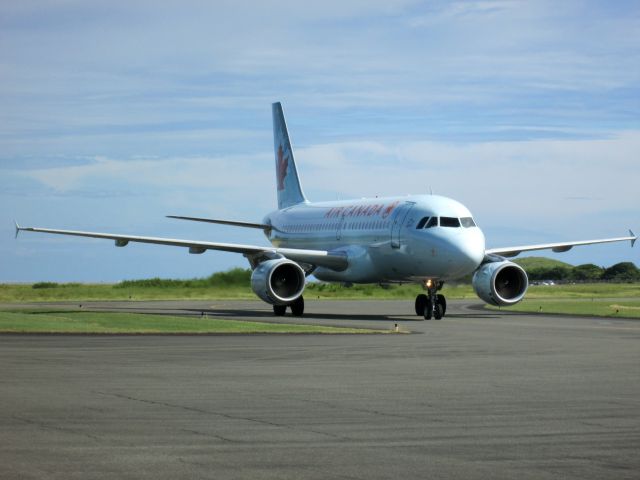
[
  {"left": 251, "top": 259, "right": 306, "bottom": 305},
  {"left": 472, "top": 260, "right": 528, "bottom": 307}
]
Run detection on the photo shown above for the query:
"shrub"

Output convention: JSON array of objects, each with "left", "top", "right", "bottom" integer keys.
[{"left": 32, "top": 282, "right": 59, "bottom": 289}]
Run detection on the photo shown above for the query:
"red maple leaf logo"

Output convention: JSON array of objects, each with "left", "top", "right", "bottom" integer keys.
[
  {"left": 277, "top": 145, "right": 288, "bottom": 191},
  {"left": 381, "top": 201, "right": 400, "bottom": 219}
]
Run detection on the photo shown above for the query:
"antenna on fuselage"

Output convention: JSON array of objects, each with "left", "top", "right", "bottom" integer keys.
[{"left": 429, "top": 186, "right": 433, "bottom": 195}]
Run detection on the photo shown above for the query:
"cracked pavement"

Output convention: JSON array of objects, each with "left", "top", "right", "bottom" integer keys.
[{"left": 1, "top": 300, "right": 639, "bottom": 479}]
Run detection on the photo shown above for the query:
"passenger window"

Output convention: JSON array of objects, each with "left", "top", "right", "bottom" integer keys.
[
  {"left": 425, "top": 217, "right": 438, "bottom": 228},
  {"left": 461, "top": 217, "right": 476, "bottom": 228},
  {"left": 416, "top": 217, "right": 430, "bottom": 229},
  {"left": 440, "top": 217, "right": 461, "bottom": 227}
]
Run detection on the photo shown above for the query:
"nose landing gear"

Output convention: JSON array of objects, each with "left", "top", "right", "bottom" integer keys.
[{"left": 415, "top": 280, "right": 446, "bottom": 320}]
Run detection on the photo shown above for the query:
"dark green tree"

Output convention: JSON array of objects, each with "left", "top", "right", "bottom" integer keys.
[
  {"left": 602, "top": 262, "right": 640, "bottom": 282},
  {"left": 571, "top": 263, "right": 604, "bottom": 282}
]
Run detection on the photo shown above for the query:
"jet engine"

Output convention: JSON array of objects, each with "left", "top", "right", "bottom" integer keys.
[
  {"left": 251, "top": 258, "right": 306, "bottom": 305},
  {"left": 472, "top": 260, "right": 528, "bottom": 307}
]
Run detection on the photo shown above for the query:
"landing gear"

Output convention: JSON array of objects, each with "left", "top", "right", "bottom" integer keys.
[
  {"left": 272, "top": 296, "right": 305, "bottom": 317},
  {"left": 290, "top": 296, "right": 304, "bottom": 317},
  {"left": 415, "top": 294, "right": 427, "bottom": 316},
  {"left": 415, "top": 281, "right": 446, "bottom": 320},
  {"left": 436, "top": 294, "right": 446, "bottom": 318}
]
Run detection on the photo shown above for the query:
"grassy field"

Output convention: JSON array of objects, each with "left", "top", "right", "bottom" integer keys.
[
  {"left": 0, "top": 283, "right": 257, "bottom": 302},
  {"left": 2, "top": 281, "right": 639, "bottom": 323},
  {"left": 0, "top": 282, "right": 478, "bottom": 302},
  {"left": 0, "top": 310, "right": 385, "bottom": 334},
  {"left": 1, "top": 281, "right": 638, "bottom": 303},
  {"left": 518, "top": 283, "right": 640, "bottom": 299},
  {"left": 492, "top": 299, "right": 640, "bottom": 319},
  {"left": 489, "top": 283, "right": 640, "bottom": 318}
]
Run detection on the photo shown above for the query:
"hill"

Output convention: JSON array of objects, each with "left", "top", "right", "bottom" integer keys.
[{"left": 513, "top": 257, "right": 573, "bottom": 270}]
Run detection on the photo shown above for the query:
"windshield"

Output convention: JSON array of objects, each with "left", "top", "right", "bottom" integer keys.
[
  {"left": 460, "top": 217, "right": 476, "bottom": 228},
  {"left": 416, "top": 216, "right": 476, "bottom": 229},
  {"left": 440, "top": 217, "right": 461, "bottom": 228}
]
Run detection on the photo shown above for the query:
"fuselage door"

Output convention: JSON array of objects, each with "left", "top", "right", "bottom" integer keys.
[{"left": 390, "top": 202, "right": 415, "bottom": 248}]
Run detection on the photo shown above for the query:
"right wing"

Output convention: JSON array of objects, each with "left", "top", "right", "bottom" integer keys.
[
  {"left": 15, "top": 224, "right": 348, "bottom": 271},
  {"left": 486, "top": 230, "right": 636, "bottom": 258}
]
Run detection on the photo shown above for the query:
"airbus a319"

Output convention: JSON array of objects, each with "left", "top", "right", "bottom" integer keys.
[{"left": 17, "top": 103, "right": 636, "bottom": 319}]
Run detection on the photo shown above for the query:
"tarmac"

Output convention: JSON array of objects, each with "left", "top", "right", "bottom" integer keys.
[{"left": 1, "top": 299, "right": 639, "bottom": 479}]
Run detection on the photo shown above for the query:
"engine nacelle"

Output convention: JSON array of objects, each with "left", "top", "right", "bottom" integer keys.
[
  {"left": 251, "top": 259, "right": 306, "bottom": 305},
  {"left": 472, "top": 261, "right": 528, "bottom": 307}
]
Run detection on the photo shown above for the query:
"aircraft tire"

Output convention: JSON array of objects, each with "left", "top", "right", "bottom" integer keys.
[
  {"left": 437, "top": 294, "right": 447, "bottom": 317},
  {"left": 415, "top": 294, "right": 428, "bottom": 316},
  {"left": 273, "top": 304, "right": 287, "bottom": 316},
  {"left": 434, "top": 303, "right": 444, "bottom": 320},
  {"left": 423, "top": 303, "right": 432, "bottom": 320},
  {"left": 290, "top": 296, "right": 304, "bottom": 317}
]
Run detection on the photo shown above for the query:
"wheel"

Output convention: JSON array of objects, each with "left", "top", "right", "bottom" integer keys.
[
  {"left": 273, "top": 304, "right": 286, "bottom": 316},
  {"left": 415, "top": 294, "right": 427, "bottom": 316},
  {"left": 290, "top": 296, "right": 304, "bottom": 317},
  {"left": 436, "top": 294, "right": 447, "bottom": 317},
  {"left": 423, "top": 303, "right": 432, "bottom": 320},
  {"left": 434, "top": 302, "right": 444, "bottom": 320}
]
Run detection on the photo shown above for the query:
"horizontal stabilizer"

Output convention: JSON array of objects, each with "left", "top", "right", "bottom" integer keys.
[{"left": 167, "top": 215, "right": 272, "bottom": 230}]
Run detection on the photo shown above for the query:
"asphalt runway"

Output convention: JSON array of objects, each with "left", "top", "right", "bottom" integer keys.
[{"left": 2, "top": 299, "right": 639, "bottom": 479}]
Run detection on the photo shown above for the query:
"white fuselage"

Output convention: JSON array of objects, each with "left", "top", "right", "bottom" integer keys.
[{"left": 264, "top": 194, "right": 486, "bottom": 283}]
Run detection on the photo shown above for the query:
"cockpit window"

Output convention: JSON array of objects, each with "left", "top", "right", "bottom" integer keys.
[
  {"left": 440, "top": 217, "right": 461, "bottom": 228},
  {"left": 416, "top": 217, "right": 430, "bottom": 229},
  {"left": 425, "top": 217, "right": 438, "bottom": 228},
  {"left": 460, "top": 217, "right": 476, "bottom": 228}
]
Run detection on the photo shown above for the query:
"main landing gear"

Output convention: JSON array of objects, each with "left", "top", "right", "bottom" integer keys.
[
  {"left": 273, "top": 296, "right": 305, "bottom": 317},
  {"left": 415, "top": 280, "right": 446, "bottom": 320}
]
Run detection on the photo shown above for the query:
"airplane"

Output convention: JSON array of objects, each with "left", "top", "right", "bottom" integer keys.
[{"left": 16, "top": 102, "right": 637, "bottom": 319}]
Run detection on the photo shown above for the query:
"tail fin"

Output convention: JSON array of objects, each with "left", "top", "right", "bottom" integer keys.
[{"left": 272, "top": 102, "right": 307, "bottom": 209}]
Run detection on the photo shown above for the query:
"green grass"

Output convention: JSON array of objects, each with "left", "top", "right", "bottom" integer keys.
[
  {"left": 521, "top": 283, "right": 640, "bottom": 299},
  {"left": 0, "top": 283, "right": 258, "bottom": 302},
  {"left": 489, "top": 283, "right": 640, "bottom": 318},
  {"left": 0, "top": 310, "right": 385, "bottom": 334},
  {"left": 0, "top": 282, "right": 477, "bottom": 302},
  {"left": 491, "top": 299, "right": 640, "bottom": 319},
  {"left": 1, "top": 281, "right": 638, "bottom": 303},
  {"left": 305, "top": 282, "right": 476, "bottom": 300}
]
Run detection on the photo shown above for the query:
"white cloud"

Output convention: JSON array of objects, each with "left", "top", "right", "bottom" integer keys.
[
  {"left": 20, "top": 130, "right": 638, "bottom": 223},
  {"left": 296, "top": 131, "right": 640, "bottom": 222},
  {"left": 22, "top": 154, "right": 272, "bottom": 192}
]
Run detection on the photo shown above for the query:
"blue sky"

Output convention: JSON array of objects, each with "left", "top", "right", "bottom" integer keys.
[{"left": 2, "top": 0, "right": 639, "bottom": 282}]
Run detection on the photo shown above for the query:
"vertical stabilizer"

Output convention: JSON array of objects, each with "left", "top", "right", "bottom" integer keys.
[{"left": 272, "top": 102, "right": 307, "bottom": 209}]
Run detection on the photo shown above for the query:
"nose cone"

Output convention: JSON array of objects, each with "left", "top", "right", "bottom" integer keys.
[{"left": 446, "top": 228, "right": 485, "bottom": 277}]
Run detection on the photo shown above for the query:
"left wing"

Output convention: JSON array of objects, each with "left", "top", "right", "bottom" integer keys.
[
  {"left": 486, "top": 230, "right": 636, "bottom": 258},
  {"left": 15, "top": 224, "right": 348, "bottom": 271}
]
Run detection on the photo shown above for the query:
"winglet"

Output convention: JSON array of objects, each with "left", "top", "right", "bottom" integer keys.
[
  {"left": 14, "top": 220, "right": 21, "bottom": 239},
  {"left": 630, "top": 229, "right": 636, "bottom": 248}
]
